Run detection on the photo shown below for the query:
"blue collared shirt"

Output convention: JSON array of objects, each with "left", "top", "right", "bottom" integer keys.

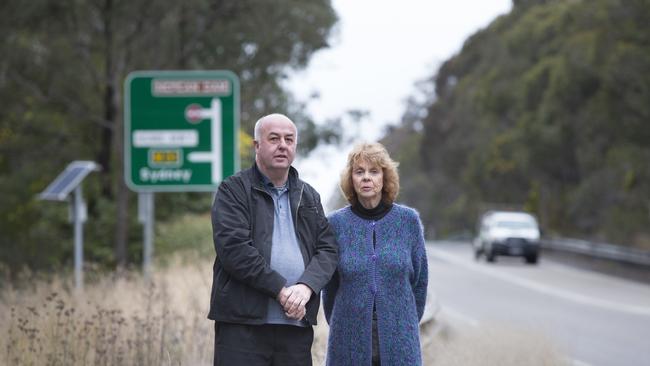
[{"left": 260, "top": 175, "right": 307, "bottom": 327}]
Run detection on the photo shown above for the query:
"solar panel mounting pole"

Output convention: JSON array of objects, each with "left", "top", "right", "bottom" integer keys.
[
  {"left": 72, "top": 185, "right": 86, "bottom": 290},
  {"left": 38, "top": 160, "right": 98, "bottom": 292}
]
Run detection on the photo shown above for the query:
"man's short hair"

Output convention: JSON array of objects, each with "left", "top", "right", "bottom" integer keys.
[{"left": 254, "top": 113, "right": 298, "bottom": 141}]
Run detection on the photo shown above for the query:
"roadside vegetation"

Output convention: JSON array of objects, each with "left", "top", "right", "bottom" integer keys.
[
  {"left": 0, "top": 0, "right": 341, "bottom": 274},
  {"left": 0, "top": 214, "right": 215, "bottom": 365},
  {"left": 1, "top": 214, "right": 569, "bottom": 365},
  {"left": 1, "top": 263, "right": 212, "bottom": 365},
  {"left": 382, "top": 0, "right": 650, "bottom": 249}
]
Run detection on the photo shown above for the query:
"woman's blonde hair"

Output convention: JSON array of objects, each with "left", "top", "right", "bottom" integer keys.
[{"left": 340, "top": 142, "right": 400, "bottom": 205}]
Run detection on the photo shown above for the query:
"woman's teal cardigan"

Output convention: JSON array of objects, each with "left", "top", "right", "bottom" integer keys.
[{"left": 322, "top": 204, "right": 428, "bottom": 365}]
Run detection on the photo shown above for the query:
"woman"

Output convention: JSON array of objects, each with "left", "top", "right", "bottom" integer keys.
[{"left": 323, "top": 142, "right": 428, "bottom": 365}]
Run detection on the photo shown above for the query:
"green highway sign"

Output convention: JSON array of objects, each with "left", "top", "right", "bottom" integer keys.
[{"left": 124, "top": 70, "right": 239, "bottom": 191}]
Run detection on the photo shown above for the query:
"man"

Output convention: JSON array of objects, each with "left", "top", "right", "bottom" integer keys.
[{"left": 208, "top": 113, "right": 338, "bottom": 365}]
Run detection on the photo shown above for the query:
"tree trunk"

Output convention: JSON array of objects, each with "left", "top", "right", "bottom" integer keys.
[
  {"left": 113, "top": 82, "right": 128, "bottom": 269},
  {"left": 113, "top": 68, "right": 128, "bottom": 269},
  {"left": 177, "top": 2, "right": 188, "bottom": 68},
  {"left": 99, "top": 0, "right": 128, "bottom": 268},
  {"left": 97, "top": 0, "right": 116, "bottom": 199},
  {"left": 98, "top": 83, "right": 115, "bottom": 199}
]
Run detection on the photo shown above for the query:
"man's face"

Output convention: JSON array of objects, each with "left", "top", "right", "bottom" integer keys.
[{"left": 254, "top": 117, "right": 297, "bottom": 173}]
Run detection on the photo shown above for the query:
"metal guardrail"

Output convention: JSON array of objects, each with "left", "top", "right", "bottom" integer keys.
[{"left": 540, "top": 237, "right": 650, "bottom": 267}]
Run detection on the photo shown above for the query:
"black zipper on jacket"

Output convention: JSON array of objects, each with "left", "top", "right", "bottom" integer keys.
[{"left": 293, "top": 183, "right": 304, "bottom": 230}]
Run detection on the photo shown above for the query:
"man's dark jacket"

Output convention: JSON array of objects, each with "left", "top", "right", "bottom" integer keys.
[{"left": 208, "top": 164, "right": 338, "bottom": 325}]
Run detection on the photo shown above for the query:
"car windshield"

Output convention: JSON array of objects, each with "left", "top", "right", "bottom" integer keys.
[{"left": 494, "top": 220, "right": 536, "bottom": 230}]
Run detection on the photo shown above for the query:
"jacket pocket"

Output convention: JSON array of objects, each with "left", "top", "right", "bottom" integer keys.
[
  {"left": 298, "top": 205, "right": 321, "bottom": 239},
  {"left": 215, "top": 266, "right": 231, "bottom": 292},
  {"left": 299, "top": 205, "right": 321, "bottom": 225},
  {"left": 213, "top": 282, "right": 266, "bottom": 320}
]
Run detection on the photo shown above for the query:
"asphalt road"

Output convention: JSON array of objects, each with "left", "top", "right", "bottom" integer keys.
[{"left": 426, "top": 241, "right": 650, "bottom": 366}]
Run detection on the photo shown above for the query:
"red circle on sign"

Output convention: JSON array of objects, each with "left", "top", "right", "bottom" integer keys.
[{"left": 185, "top": 104, "right": 204, "bottom": 124}]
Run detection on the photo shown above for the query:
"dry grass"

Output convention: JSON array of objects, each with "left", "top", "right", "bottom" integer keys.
[
  {"left": 312, "top": 310, "right": 329, "bottom": 365},
  {"left": 0, "top": 205, "right": 568, "bottom": 365},
  {"left": 0, "top": 263, "right": 571, "bottom": 366},
  {"left": 0, "top": 257, "right": 335, "bottom": 366},
  {"left": 0, "top": 213, "right": 331, "bottom": 366},
  {"left": 0, "top": 257, "right": 215, "bottom": 366}
]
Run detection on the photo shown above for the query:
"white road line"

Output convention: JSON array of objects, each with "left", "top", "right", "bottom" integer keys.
[{"left": 428, "top": 246, "right": 650, "bottom": 317}]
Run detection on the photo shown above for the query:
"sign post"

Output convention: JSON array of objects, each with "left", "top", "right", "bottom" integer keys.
[
  {"left": 124, "top": 71, "right": 239, "bottom": 275},
  {"left": 138, "top": 192, "right": 154, "bottom": 278}
]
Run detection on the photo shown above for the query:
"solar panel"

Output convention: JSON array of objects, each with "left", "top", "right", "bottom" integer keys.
[{"left": 38, "top": 161, "right": 101, "bottom": 201}]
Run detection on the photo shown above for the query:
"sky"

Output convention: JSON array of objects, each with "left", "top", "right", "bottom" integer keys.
[{"left": 289, "top": 0, "right": 513, "bottom": 209}]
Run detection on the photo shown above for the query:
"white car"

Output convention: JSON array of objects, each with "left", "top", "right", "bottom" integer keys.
[{"left": 473, "top": 211, "right": 541, "bottom": 264}]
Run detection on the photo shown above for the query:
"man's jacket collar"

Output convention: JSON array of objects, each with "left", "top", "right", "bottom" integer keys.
[{"left": 251, "top": 163, "right": 301, "bottom": 191}]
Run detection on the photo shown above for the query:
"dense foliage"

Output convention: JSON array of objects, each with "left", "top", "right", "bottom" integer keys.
[
  {"left": 0, "top": 0, "right": 338, "bottom": 271},
  {"left": 383, "top": 0, "right": 650, "bottom": 248}
]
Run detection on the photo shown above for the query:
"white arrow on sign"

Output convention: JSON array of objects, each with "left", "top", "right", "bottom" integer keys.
[{"left": 186, "top": 98, "right": 222, "bottom": 184}]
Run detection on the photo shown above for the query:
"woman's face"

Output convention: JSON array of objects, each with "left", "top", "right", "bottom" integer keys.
[{"left": 352, "top": 159, "right": 383, "bottom": 205}]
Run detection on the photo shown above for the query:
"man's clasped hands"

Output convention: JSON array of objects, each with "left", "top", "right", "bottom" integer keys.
[{"left": 277, "top": 283, "right": 313, "bottom": 320}]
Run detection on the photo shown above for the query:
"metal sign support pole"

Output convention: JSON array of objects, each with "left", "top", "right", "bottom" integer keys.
[
  {"left": 139, "top": 192, "right": 154, "bottom": 279},
  {"left": 72, "top": 186, "right": 86, "bottom": 291}
]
